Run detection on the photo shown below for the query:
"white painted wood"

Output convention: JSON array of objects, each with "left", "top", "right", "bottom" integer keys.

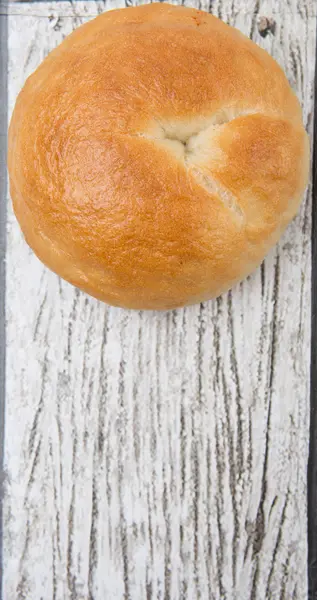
[{"left": 3, "top": 2, "right": 316, "bottom": 599}]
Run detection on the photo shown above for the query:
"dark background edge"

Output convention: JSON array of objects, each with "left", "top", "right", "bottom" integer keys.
[{"left": 0, "top": 8, "right": 7, "bottom": 600}]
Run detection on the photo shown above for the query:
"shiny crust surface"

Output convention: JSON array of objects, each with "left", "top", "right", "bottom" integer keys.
[{"left": 8, "top": 3, "right": 309, "bottom": 309}]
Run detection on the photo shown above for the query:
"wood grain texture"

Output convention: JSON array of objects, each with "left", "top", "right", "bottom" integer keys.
[
  {"left": 308, "top": 38, "right": 317, "bottom": 597},
  {"left": 0, "top": 7, "right": 8, "bottom": 599},
  {"left": 3, "top": 1, "right": 316, "bottom": 599}
]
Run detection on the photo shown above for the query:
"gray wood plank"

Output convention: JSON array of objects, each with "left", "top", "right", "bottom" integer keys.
[
  {"left": 0, "top": 8, "right": 8, "bottom": 600},
  {"left": 3, "top": 1, "right": 316, "bottom": 599},
  {"left": 308, "top": 33, "right": 317, "bottom": 598}
]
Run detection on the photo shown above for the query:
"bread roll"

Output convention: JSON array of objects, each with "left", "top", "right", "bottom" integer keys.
[{"left": 8, "top": 4, "right": 309, "bottom": 310}]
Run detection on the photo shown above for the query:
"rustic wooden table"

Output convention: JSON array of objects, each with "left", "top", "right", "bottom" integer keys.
[{"left": 0, "top": 1, "right": 316, "bottom": 599}]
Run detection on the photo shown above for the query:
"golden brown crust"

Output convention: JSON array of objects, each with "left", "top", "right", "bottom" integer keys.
[{"left": 8, "top": 3, "right": 309, "bottom": 309}]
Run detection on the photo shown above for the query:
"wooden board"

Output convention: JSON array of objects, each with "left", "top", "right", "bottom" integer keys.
[
  {"left": 0, "top": 6, "right": 8, "bottom": 596},
  {"left": 2, "top": 1, "right": 316, "bottom": 598}
]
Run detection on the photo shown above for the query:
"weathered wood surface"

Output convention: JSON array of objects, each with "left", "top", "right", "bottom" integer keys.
[{"left": 3, "top": 1, "right": 316, "bottom": 599}]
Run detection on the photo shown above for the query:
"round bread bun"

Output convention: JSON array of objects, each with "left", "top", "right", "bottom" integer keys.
[{"left": 8, "top": 3, "right": 309, "bottom": 310}]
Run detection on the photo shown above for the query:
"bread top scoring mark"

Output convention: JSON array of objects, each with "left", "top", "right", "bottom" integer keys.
[{"left": 139, "top": 107, "right": 271, "bottom": 224}]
